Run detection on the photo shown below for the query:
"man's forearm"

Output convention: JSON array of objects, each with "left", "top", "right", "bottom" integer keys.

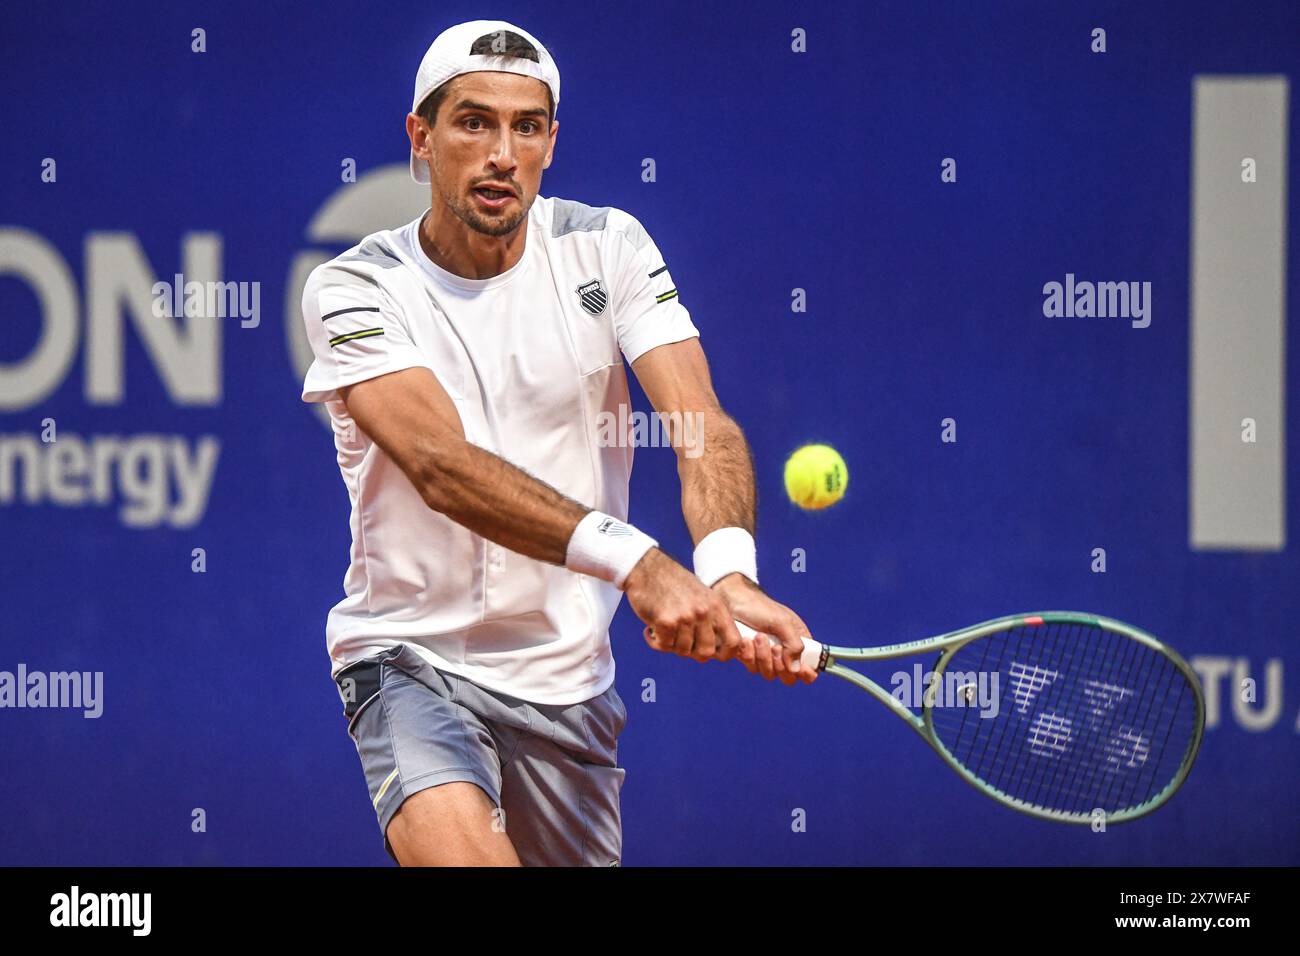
[
  {"left": 417, "top": 438, "right": 591, "bottom": 564},
  {"left": 678, "top": 410, "right": 756, "bottom": 545}
]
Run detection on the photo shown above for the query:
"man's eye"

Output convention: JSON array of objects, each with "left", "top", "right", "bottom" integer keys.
[{"left": 462, "top": 117, "right": 538, "bottom": 133}]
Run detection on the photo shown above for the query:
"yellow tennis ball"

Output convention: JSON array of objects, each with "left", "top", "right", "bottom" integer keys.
[{"left": 784, "top": 444, "right": 848, "bottom": 510}]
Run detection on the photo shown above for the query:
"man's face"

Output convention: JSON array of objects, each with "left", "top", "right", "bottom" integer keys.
[{"left": 412, "top": 71, "right": 558, "bottom": 238}]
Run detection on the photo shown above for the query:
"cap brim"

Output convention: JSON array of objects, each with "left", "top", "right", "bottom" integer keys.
[{"left": 409, "top": 148, "right": 430, "bottom": 185}]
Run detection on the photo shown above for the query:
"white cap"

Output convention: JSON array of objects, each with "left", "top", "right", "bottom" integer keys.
[{"left": 408, "top": 20, "right": 561, "bottom": 184}]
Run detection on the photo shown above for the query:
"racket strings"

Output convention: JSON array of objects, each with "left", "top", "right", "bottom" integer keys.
[
  {"left": 953, "top": 624, "right": 1193, "bottom": 813},
  {"left": 1091, "top": 629, "right": 1182, "bottom": 811},
  {"left": 1057, "top": 626, "right": 1189, "bottom": 812},
  {"left": 973, "top": 624, "right": 1192, "bottom": 813},
  {"left": 932, "top": 633, "right": 1175, "bottom": 813},
  {"left": 928, "top": 622, "right": 1199, "bottom": 817},
  {"left": 1027, "top": 622, "right": 1122, "bottom": 810},
  {"left": 982, "top": 625, "right": 1103, "bottom": 809}
]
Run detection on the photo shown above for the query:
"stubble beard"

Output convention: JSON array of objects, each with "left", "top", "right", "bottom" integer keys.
[{"left": 442, "top": 183, "right": 528, "bottom": 238}]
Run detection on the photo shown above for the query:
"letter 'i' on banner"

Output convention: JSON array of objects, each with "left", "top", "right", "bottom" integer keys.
[{"left": 1189, "top": 76, "right": 1288, "bottom": 551}]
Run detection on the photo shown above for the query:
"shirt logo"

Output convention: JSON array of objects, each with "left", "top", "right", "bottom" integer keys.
[{"left": 576, "top": 278, "right": 609, "bottom": 316}]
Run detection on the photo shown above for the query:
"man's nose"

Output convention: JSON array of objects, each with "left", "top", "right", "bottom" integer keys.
[{"left": 487, "top": 130, "right": 518, "bottom": 169}]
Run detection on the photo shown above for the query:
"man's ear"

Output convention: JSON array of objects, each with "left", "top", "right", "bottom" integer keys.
[
  {"left": 542, "top": 119, "right": 559, "bottom": 169},
  {"left": 406, "top": 112, "right": 430, "bottom": 162}
]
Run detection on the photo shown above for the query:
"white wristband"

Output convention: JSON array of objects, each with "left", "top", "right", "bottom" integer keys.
[
  {"left": 564, "top": 511, "right": 658, "bottom": 589},
  {"left": 692, "top": 527, "right": 758, "bottom": 587}
]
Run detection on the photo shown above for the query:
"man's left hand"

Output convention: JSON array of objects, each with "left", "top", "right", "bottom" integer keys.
[{"left": 710, "top": 574, "right": 818, "bottom": 685}]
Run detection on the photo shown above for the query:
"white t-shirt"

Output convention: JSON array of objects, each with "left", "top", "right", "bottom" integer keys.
[{"left": 300, "top": 195, "right": 700, "bottom": 705}]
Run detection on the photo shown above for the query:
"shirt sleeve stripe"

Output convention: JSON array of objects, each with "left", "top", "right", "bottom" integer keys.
[
  {"left": 328, "top": 328, "right": 386, "bottom": 348},
  {"left": 321, "top": 306, "right": 382, "bottom": 322}
]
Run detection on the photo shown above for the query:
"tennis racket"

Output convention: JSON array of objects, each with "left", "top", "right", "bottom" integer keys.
[{"left": 731, "top": 611, "right": 1205, "bottom": 824}]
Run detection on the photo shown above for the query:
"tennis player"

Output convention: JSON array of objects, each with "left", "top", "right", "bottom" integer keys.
[{"left": 300, "top": 19, "right": 816, "bottom": 867}]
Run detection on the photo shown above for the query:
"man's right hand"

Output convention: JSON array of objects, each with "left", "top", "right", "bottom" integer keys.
[{"left": 621, "top": 548, "right": 747, "bottom": 665}]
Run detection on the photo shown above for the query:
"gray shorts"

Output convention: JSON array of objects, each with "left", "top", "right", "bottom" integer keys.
[{"left": 334, "top": 644, "right": 628, "bottom": 866}]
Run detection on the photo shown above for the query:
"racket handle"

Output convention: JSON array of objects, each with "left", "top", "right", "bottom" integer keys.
[{"left": 734, "top": 621, "right": 825, "bottom": 672}]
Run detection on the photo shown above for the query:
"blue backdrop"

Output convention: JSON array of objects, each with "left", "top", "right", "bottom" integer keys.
[{"left": 1, "top": 0, "right": 1296, "bottom": 865}]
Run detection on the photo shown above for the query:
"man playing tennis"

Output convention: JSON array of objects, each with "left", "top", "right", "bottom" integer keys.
[{"left": 300, "top": 19, "right": 816, "bottom": 867}]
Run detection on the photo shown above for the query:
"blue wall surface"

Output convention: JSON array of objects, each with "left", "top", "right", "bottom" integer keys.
[{"left": 1, "top": 0, "right": 1296, "bottom": 865}]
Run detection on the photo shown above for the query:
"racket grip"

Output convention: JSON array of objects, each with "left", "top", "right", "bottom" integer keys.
[{"left": 734, "top": 621, "right": 825, "bottom": 672}]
